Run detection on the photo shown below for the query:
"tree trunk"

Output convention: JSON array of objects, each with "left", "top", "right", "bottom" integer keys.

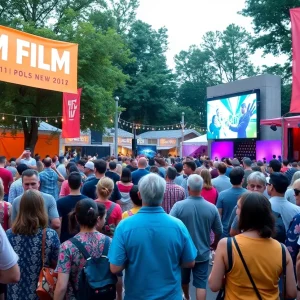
[{"left": 22, "top": 118, "right": 39, "bottom": 155}]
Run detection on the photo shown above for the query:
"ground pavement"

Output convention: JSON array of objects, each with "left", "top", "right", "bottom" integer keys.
[{"left": 190, "top": 266, "right": 218, "bottom": 300}]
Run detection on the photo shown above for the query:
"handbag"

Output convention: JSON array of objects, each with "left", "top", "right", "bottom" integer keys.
[
  {"left": 36, "top": 228, "right": 58, "bottom": 300},
  {"left": 216, "top": 237, "right": 233, "bottom": 300},
  {"left": 233, "top": 237, "right": 262, "bottom": 300}
]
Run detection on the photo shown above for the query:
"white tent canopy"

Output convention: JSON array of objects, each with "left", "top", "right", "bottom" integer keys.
[{"left": 182, "top": 134, "right": 207, "bottom": 145}]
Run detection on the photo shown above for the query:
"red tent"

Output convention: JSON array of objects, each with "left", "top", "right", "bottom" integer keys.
[{"left": 260, "top": 116, "right": 300, "bottom": 158}]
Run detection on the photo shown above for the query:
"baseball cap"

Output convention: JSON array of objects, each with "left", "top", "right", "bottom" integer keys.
[{"left": 84, "top": 161, "right": 94, "bottom": 171}]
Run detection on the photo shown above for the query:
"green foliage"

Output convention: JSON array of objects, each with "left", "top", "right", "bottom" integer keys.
[
  {"left": 0, "top": 0, "right": 132, "bottom": 151},
  {"left": 117, "top": 21, "right": 177, "bottom": 126},
  {"left": 241, "top": 0, "right": 300, "bottom": 57},
  {"left": 202, "top": 24, "right": 258, "bottom": 82}
]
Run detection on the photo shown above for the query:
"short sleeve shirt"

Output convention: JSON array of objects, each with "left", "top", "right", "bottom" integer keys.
[
  {"left": 12, "top": 192, "right": 59, "bottom": 222},
  {"left": 0, "top": 224, "right": 18, "bottom": 270},
  {"left": 108, "top": 206, "right": 197, "bottom": 300},
  {"left": 95, "top": 200, "right": 122, "bottom": 225},
  {"left": 0, "top": 168, "right": 13, "bottom": 194},
  {"left": 20, "top": 157, "right": 36, "bottom": 167},
  {"left": 56, "top": 232, "right": 110, "bottom": 300}
]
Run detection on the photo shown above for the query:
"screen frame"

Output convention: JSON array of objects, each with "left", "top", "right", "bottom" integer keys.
[{"left": 206, "top": 89, "right": 260, "bottom": 141}]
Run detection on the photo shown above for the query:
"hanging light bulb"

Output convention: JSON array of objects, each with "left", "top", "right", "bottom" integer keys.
[
  {"left": 2, "top": 114, "right": 4, "bottom": 120},
  {"left": 61, "top": 118, "right": 64, "bottom": 122},
  {"left": 82, "top": 114, "right": 85, "bottom": 120},
  {"left": 172, "top": 127, "right": 173, "bottom": 129},
  {"left": 46, "top": 118, "right": 48, "bottom": 123},
  {"left": 90, "top": 123, "right": 93, "bottom": 126},
  {"left": 55, "top": 119, "right": 58, "bottom": 123},
  {"left": 147, "top": 127, "right": 149, "bottom": 130},
  {"left": 14, "top": 116, "right": 17, "bottom": 122},
  {"left": 130, "top": 125, "right": 132, "bottom": 128},
  {"left": 35, "top": 118, "right": 38, "bottom": 123},
  {"left": 152, "top": 128, "right": 154, "bottom": 130}
]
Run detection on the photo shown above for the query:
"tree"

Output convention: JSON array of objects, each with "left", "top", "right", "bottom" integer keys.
[
  {"left": 0, "top": 0, "right": 132, "bottom": 152},
  {"left": 241, "top": 0, "right": 300, "bottom": 57},
  {"left": 175, "top": 47, "right": 217, "bottom": 127},
  {"left": 117, "top": 21, "right": 177, "bottom": 126},
  {"left": 202, "top": 24, "right": 258, "bottom": 82},
  {"left": 108, "top": 0, "right": 139, "bottom": 33}
]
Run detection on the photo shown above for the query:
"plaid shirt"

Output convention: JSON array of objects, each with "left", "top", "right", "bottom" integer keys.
[
  {"left": 162, "top": 181, "right": 185, "bottom": 213},
  {"left": 8, "top": 178, "right": 23, "bottom": 203},
  {"left": 39, "top": 168, "right": 59, "bottom": 200}
]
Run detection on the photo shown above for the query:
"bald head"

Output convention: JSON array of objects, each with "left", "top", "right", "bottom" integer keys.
[
  {"left": 138, "top": 157, "right": 148, "bottom": 169},
  {"left": 44, "top": 157, "right": 52, "bottom": 168}
]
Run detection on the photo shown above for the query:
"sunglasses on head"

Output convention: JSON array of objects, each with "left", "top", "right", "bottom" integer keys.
[{"left": 294, "top": 189, "right": 300, "bottom": 196}]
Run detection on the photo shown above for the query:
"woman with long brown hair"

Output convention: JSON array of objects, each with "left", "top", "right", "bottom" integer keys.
[
  {"left": 209, "top": 192, "right": 296, "bottom": 299},
  {"left": 6, "top": 190, "right": 60, "bottom": 300},
  {"left": 200, "top": 169, "right": 218, "bottom": 205}
]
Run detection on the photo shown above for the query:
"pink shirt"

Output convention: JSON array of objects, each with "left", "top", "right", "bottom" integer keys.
[
  {"left": 201, "top": 187, "right": 218, "bottom": 205},
  {"left": 95, "top": 200, "right": 122, "bottom": 226},
  {"left": 59, "top": 180, "right": 70, "bottom": 197}
]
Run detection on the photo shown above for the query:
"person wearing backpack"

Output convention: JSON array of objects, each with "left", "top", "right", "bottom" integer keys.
[
  {"left": 54, "top": 198, "right": 117, "bottom": 300},
  {"left": 95, "top": 177, "right": 122, "bottom": 237}
]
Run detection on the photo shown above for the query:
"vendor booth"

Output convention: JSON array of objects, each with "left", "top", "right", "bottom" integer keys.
[{"left": 182, "top": 135, "right": 208, "bottom": 157}]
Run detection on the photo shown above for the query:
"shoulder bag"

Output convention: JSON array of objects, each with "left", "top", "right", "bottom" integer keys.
[
  {"left": 36, "top": 228, "right": 58, "bottom": 300},
  {"left": 216, "top": 237, "right": 233, "bottom": 300},
  {"left": 233, "top": 237, "right": 262, "bottom": 300}
]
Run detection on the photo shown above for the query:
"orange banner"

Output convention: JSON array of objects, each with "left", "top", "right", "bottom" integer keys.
[{"left": 0, "top": 25, "right": 78, "bottom": 93}]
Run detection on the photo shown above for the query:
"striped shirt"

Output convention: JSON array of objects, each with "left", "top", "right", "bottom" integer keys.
[{"left": 162, "top": 181, "right": 185, "bottom": 213}]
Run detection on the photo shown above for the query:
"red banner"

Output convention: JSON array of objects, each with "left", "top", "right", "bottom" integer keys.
[
  {"left": 290, "top": 8, "right": 300, "bottom": 113},
  {"left": 62, "top": 88, "right": 82, "bottom": 138}
]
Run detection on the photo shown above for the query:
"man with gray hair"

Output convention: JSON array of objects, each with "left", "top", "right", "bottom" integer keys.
[
  {"left": 109, "top": 173, "right": 197, "bottom": 300},
  {"left": 170, "top": 174, "right": 222, "bottom": 300}
]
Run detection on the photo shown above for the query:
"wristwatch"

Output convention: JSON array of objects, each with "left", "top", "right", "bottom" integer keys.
[{"left": 297, "top": 284, "right": 300, "bottom": 291}]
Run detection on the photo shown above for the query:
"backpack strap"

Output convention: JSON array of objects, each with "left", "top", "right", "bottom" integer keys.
[
  {"left": 102, "top": 236, "right": 110, "bottom": 257},
  {"left": 105, "top": 203, "right": 116, "bottom": 225},
  {"left": 226, "top": 237, "right": 233, "bottom": 273},
  {"left": 281, "top": 243, "right": 286, "bottom": 299},
  {"left": 70, "top": 238, "right": 91, "bottom": 260}
]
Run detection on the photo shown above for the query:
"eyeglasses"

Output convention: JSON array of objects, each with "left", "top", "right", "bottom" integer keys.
[{"left": 294, "top": 189, "right": 300, "bottom": 196}]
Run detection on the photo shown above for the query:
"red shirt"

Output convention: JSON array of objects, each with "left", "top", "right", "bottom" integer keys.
[
  {"left": 95, "top": 200, "right": 122, "bottom": 225},
  {"left": 0, "top": 168, "right": 13, "bottom": 195},
  {"left": 201, "top": 187, "right": 218, "bottom": 205}
]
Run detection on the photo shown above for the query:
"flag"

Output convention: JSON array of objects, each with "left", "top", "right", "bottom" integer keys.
[
  {"left": 290, "top": 8, "right": 300, "bottom": 112},
  {"left": 62, "top": 88, "right": 82, "bottom": 138}
]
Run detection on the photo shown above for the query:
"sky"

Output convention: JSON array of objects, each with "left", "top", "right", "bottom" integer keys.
[{"left": 136, "top": 0, "right": 287, "bottom": 69}]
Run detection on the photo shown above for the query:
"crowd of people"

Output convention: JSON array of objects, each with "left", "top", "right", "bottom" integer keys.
[{"left": 1, "top": 148, "right": 300, "bottom": 299}]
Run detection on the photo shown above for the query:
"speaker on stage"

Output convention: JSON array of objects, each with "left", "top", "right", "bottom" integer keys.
[{"left": 132, "top": 138, "right": 137, "bottom": 157}]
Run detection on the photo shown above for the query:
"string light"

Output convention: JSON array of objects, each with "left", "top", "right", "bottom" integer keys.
[
  {"left": 82, "top": 114, "right": 85, "bottom": 120},
  {"left": 2, "top": 114, "right": 4, "bottom": 120},
  {"left": 61, "top": 118, "right": 64, "bottom": 122},
  {"left": 14, "top": 116, "right": 17, "bottom": 122},
  {"left": 25, "top": 118, "right": 28, "bottom": 123},
  {"left": 55, "top": 119, "right": 58, "bottom": 123},
  {"left": 46, "top": 118, "right": 48, "bottom": 123}
]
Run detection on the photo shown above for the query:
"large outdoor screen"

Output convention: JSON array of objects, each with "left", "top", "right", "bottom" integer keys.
[
  {"left": 137, "top": 145, "right": 157, "bottom": 158},
  {"left": 207, "top": 90, "right": 259, "bottom": 140}
]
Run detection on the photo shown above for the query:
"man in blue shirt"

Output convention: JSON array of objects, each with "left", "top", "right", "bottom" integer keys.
[
  {"left": 131, "top": 157, "right": 150, "bottom": 185},
  {"left": 109, "top": 173, "right": 197, "bottom": 300},
  {"left": 39, "top": 157, "right": 65, "bottom": 200},
  {"left": 216, "top": 167, "right": 247, "bottom": 237},
  {"left": 170, "top": 174, "right": 222, "bottom": 300}
]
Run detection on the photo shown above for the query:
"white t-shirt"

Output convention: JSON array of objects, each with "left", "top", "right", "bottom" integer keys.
[
  {"left": 20, "top": 157, "right": 37, "bottom": 167},
  {"left": 0, "top": 224, "right": 18, "bottom": 270}
]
